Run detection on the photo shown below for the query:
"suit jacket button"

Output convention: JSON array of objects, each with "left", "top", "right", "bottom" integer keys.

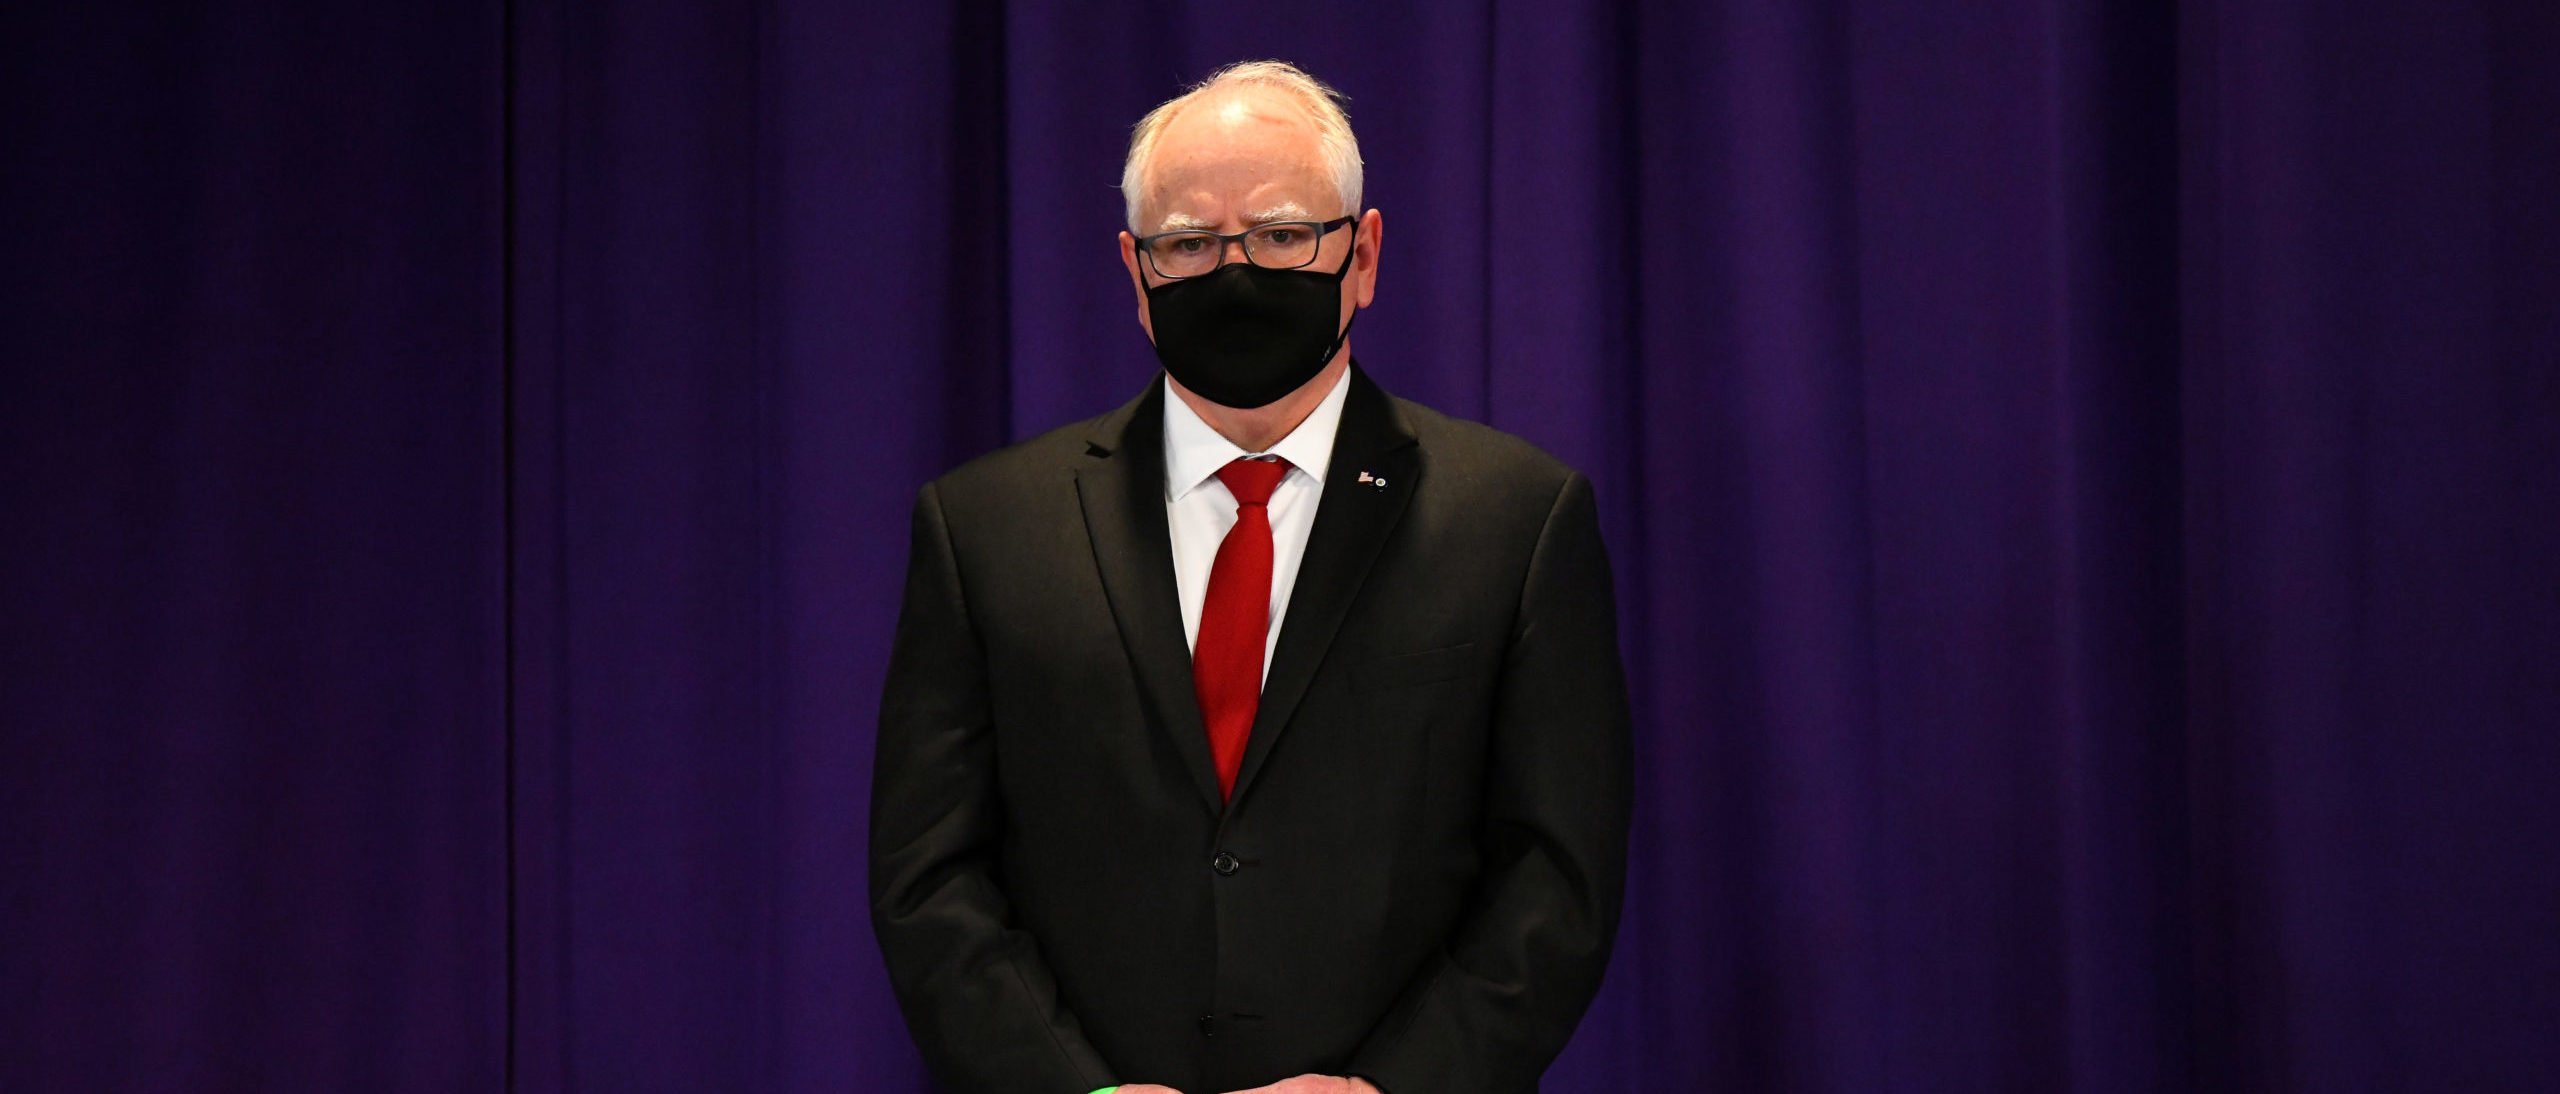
[
  {"left": 1198, "top": 1014, "right": 1218, "bottom": 1037},
  {"left": 1211, "top": 851, "right": 1241, "bottom": 876}
]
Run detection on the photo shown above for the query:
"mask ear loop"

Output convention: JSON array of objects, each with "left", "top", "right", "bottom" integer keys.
[
  {"left": 1315, "top": 218, "right": 1362, "bottom": 367},
  {"left": 1318, "top": 310, "right": 1357, "bottom": 368}
]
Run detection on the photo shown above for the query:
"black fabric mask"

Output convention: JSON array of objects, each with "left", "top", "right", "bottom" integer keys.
[{"left": 1143, "top": 224, "right": 1357, "bottom": 409}]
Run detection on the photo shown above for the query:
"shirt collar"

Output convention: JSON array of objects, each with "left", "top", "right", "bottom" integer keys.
[{"left": 1162, "top": 365, "right": 1350, "bottom": 503}]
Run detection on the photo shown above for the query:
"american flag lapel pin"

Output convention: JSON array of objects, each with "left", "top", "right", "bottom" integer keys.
[{"left": 1357, "top": 470, "right": 1388, "bottom": 490}]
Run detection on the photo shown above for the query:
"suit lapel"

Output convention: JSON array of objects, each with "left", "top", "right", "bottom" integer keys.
[
  {"left": 1075, "top": 380, "right": 1227, "bottom": 816},
  {"left": 1075, "top": 363, "right": 1423, "bottom": 819},
  {"left": 1227, "top": 363, "right": 1420, "bottom": 810}
]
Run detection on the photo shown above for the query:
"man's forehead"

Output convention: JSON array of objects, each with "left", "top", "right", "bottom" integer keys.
[
  {"left": 1139, "top": 89, "right": 1332, "bottom": 226},
  {"left": 1141, "top": 150, "right": 1331, "bottom": 229}
]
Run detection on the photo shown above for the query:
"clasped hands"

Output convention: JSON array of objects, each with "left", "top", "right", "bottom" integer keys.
[{"left": 1120, "top": 1076, "right": 1379, "bottom": 1094}]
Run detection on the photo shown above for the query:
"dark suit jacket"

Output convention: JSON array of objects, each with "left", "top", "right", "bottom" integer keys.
[{"left": 869, "top": 362, "right": 1633, "bottom": 1094}]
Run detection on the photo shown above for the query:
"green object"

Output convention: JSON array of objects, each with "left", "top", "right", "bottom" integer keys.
[{"left": 1087, "top": 1088, "right": 1120, "bottom": 1094}]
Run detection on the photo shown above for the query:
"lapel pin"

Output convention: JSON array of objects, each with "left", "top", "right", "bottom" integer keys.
[{"left": 1357, "top": 470, "right": 1388, "bottom": 489}]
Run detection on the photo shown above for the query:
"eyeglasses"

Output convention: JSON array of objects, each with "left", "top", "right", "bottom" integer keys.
[{"left": 1134, "top": 216, "right": 1356, "bottom": 280}]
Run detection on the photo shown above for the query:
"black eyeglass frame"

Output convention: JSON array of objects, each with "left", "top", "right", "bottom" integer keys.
[{"left": 1133, "top": 215, "right": 1358, "bottom": 280}]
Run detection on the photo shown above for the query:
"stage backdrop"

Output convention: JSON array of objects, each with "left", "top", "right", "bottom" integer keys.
[{"left": 5, "top": 0, "right": 2555, "bottom": 1090}]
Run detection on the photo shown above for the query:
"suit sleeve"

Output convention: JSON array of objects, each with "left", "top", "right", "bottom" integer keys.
[
  {"left": 869, "top": 481, "right": 1116, "bottom": 1094},
  {"left": 1346, "top": 470, "right": 1635, "bottom": 1094}
]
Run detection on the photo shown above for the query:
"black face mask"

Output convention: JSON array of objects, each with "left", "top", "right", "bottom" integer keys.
[{"left": 1143, "top": 223, "right": 1357, "bottom": 410}]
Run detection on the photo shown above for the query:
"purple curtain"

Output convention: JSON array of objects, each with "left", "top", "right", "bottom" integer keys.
[
  {"left": 7, "top": 0, "right": 2554, "bottom": 1091},
  {"left": 3, "top": 1, "right": 509, "bottom": 1089}
]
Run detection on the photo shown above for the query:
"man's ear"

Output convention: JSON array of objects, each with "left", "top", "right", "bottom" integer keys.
[{"left": 1352, "top": 208, "right": 1383, "bottom": 309}]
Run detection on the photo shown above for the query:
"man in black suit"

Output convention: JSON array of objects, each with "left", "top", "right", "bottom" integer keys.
[{"left": 870, "top": 60, "right": 1633, "bottom": 1094}]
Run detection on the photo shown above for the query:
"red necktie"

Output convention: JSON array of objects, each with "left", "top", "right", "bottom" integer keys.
[{"left": 1194, "top": 456, "right": 1292, "bottom": 801}]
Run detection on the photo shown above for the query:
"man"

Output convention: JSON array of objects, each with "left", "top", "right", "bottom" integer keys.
[{"left": 870, "top": 61, "right": 1632, "bottom": 1094}]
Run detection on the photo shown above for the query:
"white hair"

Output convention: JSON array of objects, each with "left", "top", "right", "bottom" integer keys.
[{"left": 1120, "top": 60, "right": 1364, "bottom": 231}]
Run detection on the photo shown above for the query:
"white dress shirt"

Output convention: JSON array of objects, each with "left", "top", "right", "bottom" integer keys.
[{"left": 1162, "top": 367, "right": 1350, "bottom": 688}]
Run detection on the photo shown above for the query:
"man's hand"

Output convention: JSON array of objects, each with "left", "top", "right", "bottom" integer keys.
[
  {"left": 1219, "top": 1076, "right": 1380, "bottom": 1094},
  {"left": 1117, "top": 1086, "right": 1186, "bottom": 1094}
]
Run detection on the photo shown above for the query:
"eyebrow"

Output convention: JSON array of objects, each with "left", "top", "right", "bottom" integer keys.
[
  {"left": 1156, "top": 203, "right": 1318, "bottom": 232},
  {"left": 1245, "top": 202, "right": 1315, "bottom": 224}
]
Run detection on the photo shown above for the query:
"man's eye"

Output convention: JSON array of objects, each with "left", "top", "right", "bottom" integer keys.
[
  {"left": 1170, "top": 237, "right": 1209, "bottom": 254},
  {"left": 1262, "top": 229, "right": 1300, "bottom": 245}
]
